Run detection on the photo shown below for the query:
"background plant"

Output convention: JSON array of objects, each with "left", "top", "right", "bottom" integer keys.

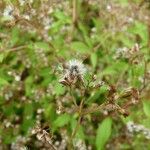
[{"left": 0, "top": 0, "right": 150, "bottom": 149}]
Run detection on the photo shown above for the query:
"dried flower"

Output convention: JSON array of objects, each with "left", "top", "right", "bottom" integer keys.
[
  {"left": 114, "top": 43, "right": 140, "bottom": 61},
  {"left": 31, "top": 125, "right": 56, "bottom": 149}
]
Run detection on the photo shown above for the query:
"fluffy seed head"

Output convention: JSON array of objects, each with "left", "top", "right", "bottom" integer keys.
[
  {"left": 67, "top": 59, "right": 86, "bottom": 76},
  {"left": 59, "top": 59, "right": 86, "bottom": 86},
  {"left": 3, "top": 5, "right": 14, "bottom": 20}
]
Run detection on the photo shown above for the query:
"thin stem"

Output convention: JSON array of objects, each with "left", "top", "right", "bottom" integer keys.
[
  {"left": 68, "top": 0, "right": 78, "bottom": 42},
  {"left": 69, "top": 98, "right": 84, "bottom": 149},
  {"left": 116, "top": 65, "right": 129, "bottom": 88},
  {"left": 72, "top": 0, "right": 78, "bottom": 27},
  {"left": 140, "top": 59, "right": 147, "bottom": 93},
  {"left": 81, "top": 102, "right": 108, "bottom": 115},
  {"left": 0, "top": 45, "right": 27, "bottom": 53},
  {"left": 69, "top": 86, "right": 77, "bottom": 106},
  {"left": 114, "top": 104, "right": 128, "bottom": 116},
  {"left": 71, "top": 98, "right": 84, "bottom": 138},
  {"left": 48, "top": 141, "right": 57, "bottom": 150}
]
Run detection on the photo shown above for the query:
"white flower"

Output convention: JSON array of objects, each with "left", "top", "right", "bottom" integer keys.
[
  {"left": 127, "top": 121, "right": 134, "bottom": 132},
  {"left": 19, "top": 0, "right": 26, "bottom": 6},
  {"left": 3, "top": 5, "right": 14, "bottom": 20},
  {"left": 59, "top": 59, "right": 86, "bottom": 86},
  {"left": 74, "top": 139, "right": 87, "bottom": 150},
  {"left": 67, "top": 59, "right": 86, "bottom": 76},
  {"left": 22, "top": 14, "right": 30, "bottom": 20},
  {"left": 15, "top": 75, "right": 21, "bottom": 81},
  {"left": 127, "top": 121, "right": 150, "bottom": 140},
  {"left": 115, "top": 47, "right": 129, "bottom": 58},
  {"left": 19, "top": 0, "right": 33, "bottom": 6}
]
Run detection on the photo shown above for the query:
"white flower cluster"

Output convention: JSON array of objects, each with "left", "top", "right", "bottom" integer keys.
[
  {"left": 3, "top": 5, "right": 14, "bottom": 20},
  {"left": 74, "top": 139, "right": 87, "bottom": 150},
  {"left": 115, "top": 47, "right": 129, "bottom": 59},
  {"left": 59, "top": 59, "right": 86, "bottom": 86},
  {"left": 115, "top": 43, "right": 140, "bottom": 59},
  {"left": 4, "top": 90, "right": 13, "bottom": 101},
  {"left": 127, "top": 121, "right": 150, "bottom": 140},
  {"left": 11, "top": 136, "right": 28, "bottom": 150},
  {"left": 18, "top": 0, "right": 33, "bottom": 6}
]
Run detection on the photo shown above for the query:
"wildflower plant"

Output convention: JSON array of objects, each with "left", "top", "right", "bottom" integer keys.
[{"left": 0, "top": 0, "right": 150, "bottom": 150}]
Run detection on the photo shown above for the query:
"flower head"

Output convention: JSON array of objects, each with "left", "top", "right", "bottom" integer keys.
[
  {"left": 59, "top": 59, "right": 86, "bottom": 86},
  {"left": 3, "top": 5, "right": 14, "bottom": 20},
  {"left": 126, "top": 121, "right": 150, "bottom": 140},
  {"left": 67, "top": 59, "right": 86, "bottom": 77}
]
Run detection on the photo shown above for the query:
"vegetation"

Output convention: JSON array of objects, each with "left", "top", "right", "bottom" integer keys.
[{"left": 0, "top": 0, "right": 150, "bottom": 149}]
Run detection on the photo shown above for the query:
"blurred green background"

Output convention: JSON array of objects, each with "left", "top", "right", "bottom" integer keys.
[{"left": 0, "top": 0, "right": 150, "bottom": 149}]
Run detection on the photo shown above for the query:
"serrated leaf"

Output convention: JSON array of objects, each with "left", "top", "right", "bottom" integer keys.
[{"left": 96, "top": 117, "right": 112, "bottom": 150}]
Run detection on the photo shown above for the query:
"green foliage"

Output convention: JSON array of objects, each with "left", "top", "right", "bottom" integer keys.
[
  {"left": 71, "top": 41, "right": 91, "bottom": 53},
  {"left": 96, "top": 117, "right": 112, "bottom": 150},
  {"left": 0, "top": 0, "right": 150, "bottom": 149},
  {"left": 71, "top": 117, "right": 85, "bottom": 139},
  {"left": 143, "top": 101, "right": 150, "bottom": 118},
  {"left": 91, "top": 52, "right": 98, "bottom": 68},
  {"left": 52, "top": 114, "right": 71, "bottom": 131}
]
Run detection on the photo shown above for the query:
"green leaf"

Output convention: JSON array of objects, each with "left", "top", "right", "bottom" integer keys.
[
  {"left": 25, "top": 76, "right": 34, "bottom": 96},
  {"left": 51, "top": 21, "right": 64, "bottom": 33},
  {"left": 78, "top": 23, "right": 92, "bottom": 47},
  {"left": 101, "top": 67, "right": 117, "bottom": 76},
  {"left": 0, "top": 54, "right": 4, "bottom": 63},
  {"left": 143, "top": 100, "right": 150, "bottom": 118},
  {"left": 0, "top": 77, "right": 9, "bottom": 86},
  {"left": 11, "top": 27, "right": 20, "bottom": 45},
  {"left": 53, "top": 114, "right": 70, "bottom": 130},
  {"left": 34, "top": 42, "right": 50, "bottom": 52},
  {"left": 22, "top": 103, "right": 34, "bottom": 133},
  {"left": 96, "top": 117, "right": 112, "bottom": 150},
  {"left": 54, "top": 10, "right": 70, "bottom": 23},
  {"left": 91, "top": 53, "right": 97, "bottom": 68},
  {"left": 129, "top": 21, "right": 148, "bottom": 46},
  {"left": 87, "top": 91, "right": 101, "bottom": 103},
  {"left": 44, "top": 103, "right": 56, "bottom": 123},
  {"left": 71, "top": 42, "right": 90, "bottom": 53},
  {"left": 70, "top": 117, "right": 85, "bottom": 139},
  {"left": 54, "top": 83, "right": 65, "bottom": 96}
]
